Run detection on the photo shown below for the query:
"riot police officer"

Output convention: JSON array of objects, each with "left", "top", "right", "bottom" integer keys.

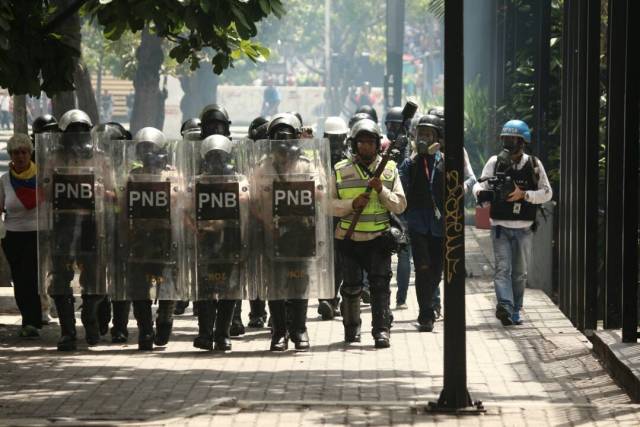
[
  {"left": 384, "top": 106, "right": 411, "bottom": 165},
  {"left": 188, "top": 135, "right": 250, "bottom": 351},
  {"left": 93, "top": 122, "right": 133, "bottom": 342},
  {"left": 317, "top": 116, "right": 349, "bottom": 320},
  {"left": 253, "top": 113, "right": 334, "bottom": 351},
  {"left": 355, "top": 105, "right": 378, "bottom": 124},
  {"left": 173, "top": 117, "right": 203, "bottom": 316},
  {"left": 332, "top": 119, "right": 407, "bottom": 348},
  {"left": 124, "top": 127, "right": 184, "bottom": 350},
  {"left": 36, "top": 109, "right": 113, "bottom": 351},
  {"left": 246, "top": 116, "right": 269, "bottom": 328},
  {"left": 198, "top": 104, "right": 246, "bottom": 336}
]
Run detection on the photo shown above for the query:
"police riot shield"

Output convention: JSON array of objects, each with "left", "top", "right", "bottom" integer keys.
[
  {"left": 36, "top": 132, "right": 113, "bottom": 297},
  {"left": 117, "top": 140, "right": 187, "bottom": 301},
  {"left": 99, "top": 134, "right": 131, "bottom": 301},
  {"left": 183, "top": 138, "right": 250, "bottom": 300},
  {"left": 252, "top": 138, "right": 333, "bottom": 300}
]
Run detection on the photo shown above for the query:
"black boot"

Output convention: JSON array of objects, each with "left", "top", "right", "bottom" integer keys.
[
  {"left": 214, "top": 300, "right": 235, "bottom": 351},
  {"left": 54, "top": 296, "right": 77, "bottom": 351},
  {"left": 154, "top": 300, "right": 176, "bottom": 346},
  {"left": 81, "top": 295, "right": 104, "bottom": 346},
  {"left": 317, "top": 299, "right": 335, "bottom": 320},
  {"left": 370, "top": 291, "right": 391, "bottom": 349},
  {"left": 174, "top": 300, "right": 189, "bottom": 315},
  {"left": 340, "top": 289, "right": 362, "bottom": 343},
  {"left": 288, "top": 299, "right": 310, "bottom": 351},
  {"left": 193, "top": 300, "right": 214, "bottom": 350},
  {"left": 133, "top": 300, "right": 154, "bottom": 351},
  {"left": 229, "top": 300, "right": 245, "bottom": 336},
  {"left": 248, "top": 299, "right": 267, "bottom": 328},
  {"left": 268, "top": 300, "right": 288, "bottom": 351},
  {"left": 111, "top": 300, "right": 131, "bottom": 343},
  {"left": 98, "top": 296, "right": 111, "bottom": 336}
]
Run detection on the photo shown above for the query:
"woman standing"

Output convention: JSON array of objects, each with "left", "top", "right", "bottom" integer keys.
[{"left": 0, "top": 133, "right": 41, "bottom": 337}]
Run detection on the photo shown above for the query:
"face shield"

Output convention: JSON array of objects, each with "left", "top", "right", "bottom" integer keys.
[{"left": 201, "top": 120, "right": 229, "bottom": 138}]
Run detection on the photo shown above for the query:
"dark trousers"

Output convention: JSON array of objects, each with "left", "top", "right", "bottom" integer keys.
[
  {"left": 339, "top": 237, "right": 392, "bottom": 334},
  {"left": 409, "top": 230, "right": 443, "bottom": 323},
  {"left": 2, "top": 231, "right": 42, "bottom": 328}
]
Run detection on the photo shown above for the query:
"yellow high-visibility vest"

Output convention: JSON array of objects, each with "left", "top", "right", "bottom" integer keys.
[{"left": 335, "top": 159, "right": 396, "bottom": 233}]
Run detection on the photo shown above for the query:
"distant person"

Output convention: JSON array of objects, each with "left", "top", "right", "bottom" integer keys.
[
  {"left": 261, "top": 79, "right": 281, "bottom": 117},
  {"left": 126, "top": 93, "right": 134, "bottom": 122},
  {"left": 101, "top": 90, "right": 113, "bottom": 122},
  {"left": 355, "top": 82, "right": 374, "bottom": 109},
  {"left": 0, "top": 134, "right": 41, "bottom": 337},
  {"left": 0, "top": 95, "right": 11, "bottom": 130}
]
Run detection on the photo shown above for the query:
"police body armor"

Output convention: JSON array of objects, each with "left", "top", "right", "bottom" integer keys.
[
  {"left": 116, "top": 140, "right": 187, "bottom": 301},
  {"left": 251, "top": 138, "right": 334, "bottom": 300},
  {"left": 36, "top": 132, "right": 113, "bottom": 296},
  {"left": 183, "top": 138, "right": 250, "bottom": 301}
]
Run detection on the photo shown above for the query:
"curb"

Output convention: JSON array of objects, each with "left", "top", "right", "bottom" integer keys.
[{"left": 589, "top": 330, "right": 640, "bottom": 403}]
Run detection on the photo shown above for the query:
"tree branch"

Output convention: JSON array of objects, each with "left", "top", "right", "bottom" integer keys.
[{"left": 43, "top": 0, "right": 89, "bottom": 33}]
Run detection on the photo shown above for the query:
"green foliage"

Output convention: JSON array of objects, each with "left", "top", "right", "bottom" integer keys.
[
  {"left": 0, "top": 1, "right": 79, "bottom": 96},
  {"left": 0, "top": 0, "right": 283, "bottom": 97},
  {"left": 463, "top": 76, "right": 494, "bottom": 175}
]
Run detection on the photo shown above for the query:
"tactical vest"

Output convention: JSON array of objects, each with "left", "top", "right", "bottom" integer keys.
[
  {"left": 335, "top": 159, "right": 396, "bottom": 232},
  {"left": 490, "top": 156, "right": 539, "bottom": 221}
]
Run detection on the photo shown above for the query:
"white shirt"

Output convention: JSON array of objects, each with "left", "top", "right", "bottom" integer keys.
[
  {"left": 473, "top": 152, "right": 553, "bottom": 229},
  {"left": 0, "top": 172, "right": 38, "bottom": 232}
]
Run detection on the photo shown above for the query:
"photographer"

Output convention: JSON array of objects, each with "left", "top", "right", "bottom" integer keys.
[
  {"left": 398, "top": 114, "right": 446, "bottom": 332},
  {"left": 473, "top": 120, "right": 552, "bottom": 326}
]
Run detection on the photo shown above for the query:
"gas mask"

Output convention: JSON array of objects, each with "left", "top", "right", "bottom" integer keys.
[
  {"left": 202, "top": 150, "right": 231, "bottom": 175},
  {"left": 136, "top": 142, "right": 168, "bottom": 171},
  {"left": 501, "top": 136, "right": 524, "bottom": 155},
  {"left": 415, "top": 126, "right": 439, "bottom": 156},
  {"left": 385, "top": 122, "right": 404, "bottom": 141},
  {"left": 61, "top": 132, "right": 93, "bottom": 159}
]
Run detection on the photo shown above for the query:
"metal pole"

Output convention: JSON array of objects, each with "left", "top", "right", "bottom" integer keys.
[
  {"left": 427, "top": 0, "right": 482, "bottom": 414},
  {"left": 385, "top": 0, "right": 405, "bottom": 109},
  {"left": 603, "top": 0, "right": 625, "bottom": 329},
  {"left": 583, "top": 0, "right": 601, "bottom": 331},
  {"left": 324, "top": 0, "right": 331, "bottom": 117}
]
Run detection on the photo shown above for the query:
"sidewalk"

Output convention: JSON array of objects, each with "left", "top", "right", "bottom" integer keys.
[{"left": 1, "top": 227, "right": 639, "bottom": 426}]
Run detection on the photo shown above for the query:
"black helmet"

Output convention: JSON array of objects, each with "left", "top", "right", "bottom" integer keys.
[
  {"left": 93, "top": 122, "right": 131, "bottom": 141},
  {"left": 287, "top": 111, "right": 304, "bottom": 126},
  {"left": 268, "top": 113, "right": 302, "bottom": 140},
  {"left": 248, "top": 116, "right": 269, "bottom": 140},
  {"left": 32, "top": 114, "right": 59, "bottom": 135},
  {"left": 384, "top": 106, "right": 404, "bottom": 124},
  {"left": 58, "top": 109, "right": 93, "bottom": 132},
  {"left": 348, "top": 112, "right": 373, "bottom": 130},
  {"left": 418, "top": 113, "right": 445, "bottom": 139},
  {"left": 180, "top": 117, "right": 202, "bottom": 137},
  {"left": 349, "top": 118, "right": 381, "bottom": 153},
  {"left": 355, "top": 105, "right": 378, "bottom": 123},
  {"left": 200, "top": 104, "right": 231, "bottom": 137}
]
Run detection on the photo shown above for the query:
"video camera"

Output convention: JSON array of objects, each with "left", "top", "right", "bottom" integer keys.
[{"left": 476, "top": 149, "right": 515, "bottom": 204}]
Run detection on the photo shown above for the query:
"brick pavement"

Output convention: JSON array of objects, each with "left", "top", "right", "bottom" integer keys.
[{"left": 1, "top": 228, "right": 639, "bottom": 426}]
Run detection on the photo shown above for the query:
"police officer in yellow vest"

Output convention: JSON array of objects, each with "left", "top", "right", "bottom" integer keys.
[{"left": 332, "top": 119, "right": 407, "bottom": 348}]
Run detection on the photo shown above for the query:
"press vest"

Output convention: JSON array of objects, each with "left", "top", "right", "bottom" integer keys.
[
  {"left": 335, "top": 159, "right": 396, "bottom": 232},
  {"left": 490, "top": 156, "right": 539, "bottom": 221}
]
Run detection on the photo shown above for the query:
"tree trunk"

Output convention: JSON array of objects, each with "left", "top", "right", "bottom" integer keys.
[
  {"left": 74, "top": 60, "right": 99, "bottom": 124},
  {"left": 51, "top": 0, "right": 81, "bottom": 120},
  {"left": 179, "top": 64, "right": 218, "bottom": 123},
  {"left": 52, "top": 92, "right": 76, "bottom": 119},
  {"left": 12, "top": 95, "right": 28, "bottom": 134},
  {"left": 130, "top": 28, "right": 164, "bottom": 134}
]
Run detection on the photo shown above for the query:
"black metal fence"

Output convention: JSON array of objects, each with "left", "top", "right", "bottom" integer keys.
[{"left": 558, "top": 0, "right": 639, "bottom": 342}]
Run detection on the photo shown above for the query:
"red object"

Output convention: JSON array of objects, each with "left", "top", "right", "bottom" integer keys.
[{"left": 475, "top": 206, "right": 491, "bottom": 229}]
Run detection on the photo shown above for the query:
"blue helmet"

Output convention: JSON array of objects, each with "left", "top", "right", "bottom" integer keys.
[{"left": 500, "top": 120, "right": 531, "bottom": 143}]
